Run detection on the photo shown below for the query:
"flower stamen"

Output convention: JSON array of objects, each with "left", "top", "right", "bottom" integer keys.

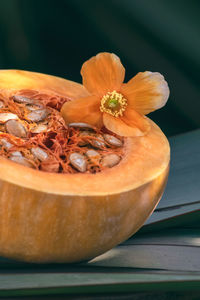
[{"left": 100, "top": 91, "right": 127, "bottom": 117}]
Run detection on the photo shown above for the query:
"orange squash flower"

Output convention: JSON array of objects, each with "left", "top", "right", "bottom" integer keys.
[{"left": 61, "top": 52, "right": 170, "bottom": 137}]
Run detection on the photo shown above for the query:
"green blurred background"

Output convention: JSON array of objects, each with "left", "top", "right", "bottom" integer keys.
[{"left": 0, "top": 0, "right": 199, "bottom": 137}]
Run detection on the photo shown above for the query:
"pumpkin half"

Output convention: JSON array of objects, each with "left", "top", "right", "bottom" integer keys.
[{"left": 0, "top": 70, "right": 170, "bottom": 263}]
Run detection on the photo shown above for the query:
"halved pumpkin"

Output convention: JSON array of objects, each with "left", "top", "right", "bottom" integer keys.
[{"left": 0, "top": 70, "right": 170, "bottom": 263}]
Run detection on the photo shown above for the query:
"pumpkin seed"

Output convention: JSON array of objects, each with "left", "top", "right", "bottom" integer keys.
[
  {"left": 68, "top": 122, "right": 95, "bottom": 130},
  {"left": 31, "top": 147, "right": 48, "bottom": 161},
  {"left": 0, "top": 113, "right": 18, "bottom": 123},
  {"left": 10, "top": 151, "right": 22, "bottom": 157},
  {"left": 79, "top": 131, "right": 92, "bottom": 137},
  {"left": 13, "top": 95, "right": 34, "bottom": 104},
  {"left": 31, "top": 124, "right": 48, "bottom": 133},
  {"left": 40, "top": 160, "right": 60, "bottom": 173},
  {"left": 9, "top": 156, "right": 35, "bottom": 168},
  {"left": 26, "top": 109, "right": 48, "bottom": 122},
  {"left": 102, "top": 154, "right": 121, "bottom": 168},
  {"left": 26, "top": 104, "right": 44, "bottom": 111},
  {"left": 90, "top": 135, "right": 106, "bottom": 149},
  {"left": 0, "top": 138, "right": 13, "bottom": 150},
  {"left": 69, "top": 152, "right": 87, "bottom": 172},
  {"left": 86, "top": 149, "right": 101, "bottom": 164},
  {"left": 103, "top": 134, "right": 123, "bottom": 147},
  {"left": 78, "top": 131, "right": 92, "bottom": 146},
  {"left": 0, "top": 101, "right": 5, "bottom": 108},
  {"left": 5, "top": 120, "right": 27, "bottom": 138}
]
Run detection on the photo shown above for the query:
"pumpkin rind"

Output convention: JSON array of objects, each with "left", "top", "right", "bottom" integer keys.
[
  {"left": 0, "top": 166, "right": 168, "bottom": 263},
  {"left": 0, "top": 69, "right": 89, "bottom": 99},
  {"left": 0, "top": 70, "right": 170, "bottom": 263}
]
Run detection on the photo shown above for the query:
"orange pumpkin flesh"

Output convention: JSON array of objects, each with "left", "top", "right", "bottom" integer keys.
[{"left": 0, "top": 70, "right": 170, "bottom": 263}]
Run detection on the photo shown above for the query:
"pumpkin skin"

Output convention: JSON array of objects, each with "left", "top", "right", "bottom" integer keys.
[{"left": 0, "top": 70, "right": 170, "bottom": 263}]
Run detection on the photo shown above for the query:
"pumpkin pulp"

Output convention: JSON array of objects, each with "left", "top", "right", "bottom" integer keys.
[{"left": 0, "top": 87, "right": 124, "bottom": 174}]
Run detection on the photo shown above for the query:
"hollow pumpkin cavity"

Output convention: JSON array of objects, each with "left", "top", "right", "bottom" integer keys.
[{"left": 0, "top": 89, "right": 124, "bottom": 174}]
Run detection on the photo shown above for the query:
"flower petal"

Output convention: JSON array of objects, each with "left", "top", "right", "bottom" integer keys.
[
  {"left": 121, "top": 107, "right": 150, "bottom": 134},
  {"left": 103, "top": 113, "right": 144, "bottom": 137},
  {"left": 81, "top": 52, "right": 125, "bottom": 97},
  {"left": 61, "top": 95, "right": 103, "bottom": 128},
  {"left": 121, "top": 71, "right": 169, "bottom": 115}
]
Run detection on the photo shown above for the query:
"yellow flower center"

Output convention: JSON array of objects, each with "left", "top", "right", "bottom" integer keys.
[{"left": 100, "top": 91, "right": 127, "bottom": 117}]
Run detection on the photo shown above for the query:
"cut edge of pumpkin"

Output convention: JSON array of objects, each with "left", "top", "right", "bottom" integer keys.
[{"left": 0, "top": 69, "right": 90, "bottom": 99}]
